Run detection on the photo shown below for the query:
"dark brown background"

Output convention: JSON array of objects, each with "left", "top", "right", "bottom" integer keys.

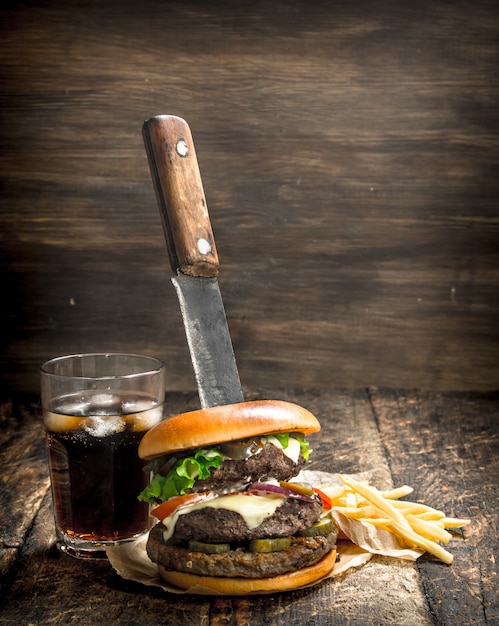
[{"left": 1, "top": 0, "right": 498, "bottom": 400}]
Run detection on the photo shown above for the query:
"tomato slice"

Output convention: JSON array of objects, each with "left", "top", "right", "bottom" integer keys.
[
  {"left": 151, "top": 493, "right": 209, "bottom": 521},
  {"left": 313, "top": 487, "right": 332, "bottom": 510}
]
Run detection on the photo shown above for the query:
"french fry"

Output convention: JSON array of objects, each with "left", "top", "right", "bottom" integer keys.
[
  {"left": 335, "top": 474, "right": 470, "bottom": 565},
  {"left": 358, "top": 518, "right": 393, "bottom": 529},
  {"left": 391, "top": 501, "right": 445, "bottom": 517},
  {"left": 333, "top": 505, "right": 379, "bottom": 519},
  {"left": 345, "top": 491, "right": 358, "bottom": 508},
  {"left": 412, "top": 510, "right": 446, "bottom": 521},
  {"left": 441, "top": 517, "right": 472, "bottom": 529},
  {"left": 380, "top": 486, "right": 414, "bottom": 499},
  {"left": 406, "top": 514, "right": 453, "bottom": 544},
  {"left": 339, "top": 476, "right": 413, "bottom": 530},
  {"left": 390, "top": 520, "right": 454, "bottom": 564}
]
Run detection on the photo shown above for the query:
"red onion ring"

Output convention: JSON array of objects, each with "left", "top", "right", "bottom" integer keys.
[{"left": 248, "top": 482, "right": 316, "bottom": 503}]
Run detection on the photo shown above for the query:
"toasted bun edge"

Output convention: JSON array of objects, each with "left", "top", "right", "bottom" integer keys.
[{"left": 157, "top": 548, "right": 336, "bottom": 595}]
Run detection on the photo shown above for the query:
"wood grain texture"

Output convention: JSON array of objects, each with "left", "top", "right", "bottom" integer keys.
[
  {"left": 0, "top": 401, "right": 49, "bottom": 585},
  {"left": 1, "top": 0, "right": 498, "bottom": 398},
  {"left": 370, "top": 388, "right": 499, "bottom": 626},
  {"left": 1, "top": 389, "right": 495, "bottom": 624}
]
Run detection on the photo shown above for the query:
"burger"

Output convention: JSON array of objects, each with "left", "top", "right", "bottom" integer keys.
[{"left": 137, "top": 399, "right": 337, "bottom": 595}]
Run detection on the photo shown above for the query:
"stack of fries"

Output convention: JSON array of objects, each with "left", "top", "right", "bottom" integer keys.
[{"left": 325, "top": 475, "right": 470, "bottom": 564}]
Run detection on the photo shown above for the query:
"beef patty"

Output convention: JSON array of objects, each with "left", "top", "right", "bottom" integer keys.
[
  {"left": 171, "top": 495, "right": 323, "bottom": 543},
  {"left": 147, "top": 524, "right": 337, "bottom": 579},
  {"left": 189, "top": 442, "right": 306, "bottom": 493}
]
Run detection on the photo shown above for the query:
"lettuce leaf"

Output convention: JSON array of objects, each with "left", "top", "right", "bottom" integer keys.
[
  {"left": 269, "top": 433, "right": 289, "bottom": 448},
  {"left": 295, "top": 435, "right": 311, "bottom": 461},
  {"left": 138, "top": 448, "right": 223, "bottom": 504},
  {"left": 138, "top": 433, "right": 312, "bottom": 504},
  {"left": 265, "top": 433, "right": 310, "bottom": 461}
]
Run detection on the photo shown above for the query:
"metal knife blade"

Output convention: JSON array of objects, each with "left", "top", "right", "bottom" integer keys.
[{"left": 142, "top": 114, "right": 244, "bottom": 408}]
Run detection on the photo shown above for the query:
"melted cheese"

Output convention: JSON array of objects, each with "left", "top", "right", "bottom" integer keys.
[
  {"left": 266, "top": 435, "right": 302, "bottom": 464},
  {"left": 161, "top": 493, "right": 285, "bottom": 542}
]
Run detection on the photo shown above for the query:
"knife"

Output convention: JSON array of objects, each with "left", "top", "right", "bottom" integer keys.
[{"left": 142, "top": 114, "right": 244, "bottom": 409}]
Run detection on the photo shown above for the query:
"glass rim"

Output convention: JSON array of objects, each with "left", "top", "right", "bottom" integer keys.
[{"left": 40, "top": 352, "right": 166, "bottom": 381}]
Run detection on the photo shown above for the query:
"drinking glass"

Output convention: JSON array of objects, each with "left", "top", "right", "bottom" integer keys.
[{"left": 40, "top": 353, "right": 166, "bottom": 559}]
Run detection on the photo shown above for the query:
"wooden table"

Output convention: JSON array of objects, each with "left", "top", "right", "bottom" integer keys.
[{"left": 1, "top": 388, "right": 497, "bottom": 625}]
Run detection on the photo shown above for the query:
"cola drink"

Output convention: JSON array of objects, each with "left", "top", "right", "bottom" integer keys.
[{"left": 44, "top": 392, "right": 163, "bottom": 556}]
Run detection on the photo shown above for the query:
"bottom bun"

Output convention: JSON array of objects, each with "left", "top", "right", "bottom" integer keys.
[{"left": 157, "top": 549, "right": 337, "bottom": 596}]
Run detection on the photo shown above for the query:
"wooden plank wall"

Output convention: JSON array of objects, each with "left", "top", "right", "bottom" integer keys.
[{"left": 1, "top": 0, "right": 498, "bottom": 399}]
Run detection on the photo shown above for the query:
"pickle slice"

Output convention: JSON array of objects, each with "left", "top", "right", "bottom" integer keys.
[
  {"left": 297, "top": 517, "right": 335, "bottom": 537},
  {"left": 279, "top": 481, "right": 315, "bottom": 497},
  {"left": 188, "top": 539, "right": 231, "bottom": 554},
  {"left": 249, "top": 537, "right": 292, "bottom": 553}
]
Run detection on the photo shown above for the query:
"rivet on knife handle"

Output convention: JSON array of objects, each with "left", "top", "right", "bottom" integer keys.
[{"left": 142, "top": 115, "right": 219, "bottom": 278}]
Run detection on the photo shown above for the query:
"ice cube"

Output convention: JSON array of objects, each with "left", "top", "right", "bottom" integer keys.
[
  {"left": 128, "top": 405, "right": 164, "bottom": 432},
  {"left": 85, "top": 415, "right": 126, "bottom": 437},
  {"left": 87, "top": 393, "right": 123, "bottom": 416},
  {"left": 44, "top": 412, "right": 87, "bottom": 432}
]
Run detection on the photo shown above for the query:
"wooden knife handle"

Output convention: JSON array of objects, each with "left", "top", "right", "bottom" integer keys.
[{"left": 142, "top": 115, "right": 219, "bottom": 278}]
